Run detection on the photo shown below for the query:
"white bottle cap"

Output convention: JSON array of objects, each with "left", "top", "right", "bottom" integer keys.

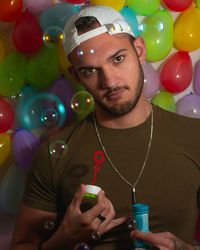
[{"left": 85, "top": 184, "right": 101, "bottom": 195}]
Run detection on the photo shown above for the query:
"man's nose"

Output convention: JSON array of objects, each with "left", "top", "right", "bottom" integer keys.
[{"left": 99, "top": 66, "right": 119, "bottom": 89}]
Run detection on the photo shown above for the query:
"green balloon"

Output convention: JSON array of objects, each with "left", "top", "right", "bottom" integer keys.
[
  {"left": 139, "top": 9, "right": 173, "bottom": 62},
  {"left": 26, "top": 46, "right": 59, "bottom": 89},
  {"left": 196, "top": 0, "right": 200, "bottom": 8},
  {"left": 127, "top": 0, "right": 160, "bottom": 16},
  {"left": 151, "top": 91, "right": 176, "bottom": 112},
  {"left": 0, "top": 52, "right": 27, "bottom": 97}
]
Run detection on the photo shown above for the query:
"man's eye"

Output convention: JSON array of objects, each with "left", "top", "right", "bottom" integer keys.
[
  {"left": 81, "top": 68, "right": 96, "bottom": 76},
  {"left": 114, "top": 55, "right": 124, "bottom": 63}
]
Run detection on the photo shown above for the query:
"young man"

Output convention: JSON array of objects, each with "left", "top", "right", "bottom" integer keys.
[{"left": 11, "top": 5, "right": 200, "bottom": 250}]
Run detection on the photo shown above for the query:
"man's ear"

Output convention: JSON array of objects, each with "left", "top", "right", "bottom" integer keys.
[
  {"left": 68, "top": 65, "right": 80, "bottom": 82},
  {"left": 133, "top": 37, "right": 146, "bottom": 64}
]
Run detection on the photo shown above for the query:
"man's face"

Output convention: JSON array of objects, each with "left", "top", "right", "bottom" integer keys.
[{"left": 70, "top": 33, "right": 145, "bottom": 116}]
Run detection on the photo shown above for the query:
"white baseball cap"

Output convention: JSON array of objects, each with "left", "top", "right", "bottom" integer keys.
[{"left": 63, "top": 5, "right": 135, "bottom": 56}]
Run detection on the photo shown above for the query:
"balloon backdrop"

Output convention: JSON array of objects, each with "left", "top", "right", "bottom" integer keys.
[
  {"left": 194, "top": 60, "right": 200, "bottom": 95},
  {"left": 127, "top": 0, "right": 160, "bottom": 16},
  {"left": 0, "top": 39, "right": 5, "bottom": 62},
  {"left": 0, "top": 98, "right": 15, "bottom": 133},
  {"left": 0, "top": 52, "right": 27, "bottom": 97},
  {"left": 139, "top": 9, "right": 173, "bottom": 62},
  {"left": 90, "top": 0, "right": 125, "bottom": 10},
  {"left": 163, "top": 0, "right": 192, "bottom": 12},
  {"left": 13, "top": 10, "right": 43, "bottom": 53},
  {"left": 174, "top": 6, "right": 200, "bottom": 52},
  {"left": 23, "top": 0, "right": 54, "bottom": 15},
  {"left": 151, "top": 91, "right": 176, "bottom": 112},
  {"left": 0, "top": 0, "right": 23, "bottom": 22},
  {"left": 0, "top": 134, "right": 11, "bottom": 166},
  {"left": 160, "top": 51, "right": 192, "bottom": 93},
  {"left": 176, "top": 94, "right": 200, "bottom": 118}
]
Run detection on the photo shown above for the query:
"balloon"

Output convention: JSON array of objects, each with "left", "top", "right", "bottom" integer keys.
[
  {"left": 176, "top": 93, "right": 200, "bottom": 118},
  {"left": 0, "top": 39, "right": 5, "bottom": 62},
  {"left": 0, "top": 52, "right": 27, "bottom": 97},
  {"left": 174, "top": 6, "right": 200, "bottom": 51},
  {"left": 0, "top": 0, "right": 23, "bottom": 22},
  {"left": 24, "top": 0, "right": 53, "bottom": 15},
  {"left": 151, "top": 91, "right": 176, "bottom": 112},
  {"left": 163, "top": 0, "right": 192, "bottom": 12},
  {"left": 90, "top": 0, "right": 125, "bottom": 11},
  {"left": 196, "top": 0, "right": 200, "bottom": 8},
  {"left": 13, "top": 129, "right": 41, "bottom": 169},
  {"left": 39, "top": 3, "right": 77, "bottom": 31},
  {"left": 127, "top": 0, "right": 160, "bottom": 16},
  {"left": 0, "top": 134, "right": 11, "bottom": 166},
  {"left": 0, "top": 98, "right": 15, "bottom": 133},
  {"left": 160, "top": 51, "right": 192, "bottom": 93},
  {"left": 120, "top": 6, "right": 139, "bottom": 37},
  {"left": 142, "top": 62, "right": 160, "bottom": 99},
  {"left": 13, "top": 10, "right": 43, "bottom": 53},
  {"left": 66, "top": 0, "right": 86, "bottom": 3},
  {"left": 43, "top": 26, "right": 65, "bottom": 49},
  {"left": 0, "top": 164, "right": 28, "bottom": 213},
  {"left": 26, "top": 46, "right": 59, "bottom": 89},
  {"left": 194, "top": 60, "right": 200, "bottom": 95},
  {"left": 139, "top": 9, "right": 173, "bottom": 62}
]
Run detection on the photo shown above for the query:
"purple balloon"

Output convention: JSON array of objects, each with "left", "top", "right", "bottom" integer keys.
[
  {"left": 49, "top": 75, "right": 75, "bottom": 119},
  {"left": 13, "top": 129, "right": 41, "bottom": 169},
  {"left": 194, "top": 60, "right": 200, "bottom": 95},
  {"left": 176, "top": 93, "right": 200, "bottom": 119},
  {"left": 142, "top": 62, "right": 160, "bottom": 99}
]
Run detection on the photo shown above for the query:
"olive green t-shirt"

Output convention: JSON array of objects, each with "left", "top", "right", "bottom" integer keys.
[{"left": 24, "top": 105, "right": 200, "bottom": 249}]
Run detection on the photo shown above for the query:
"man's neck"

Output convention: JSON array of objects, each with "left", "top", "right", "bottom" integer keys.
[{"left": 95, "top": 97, "right": 151, "bottom": 129}]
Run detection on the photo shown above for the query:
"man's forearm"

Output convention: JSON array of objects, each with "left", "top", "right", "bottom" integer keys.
[{"left": 10, "top": 243, "right": 38, "bottom": 250}]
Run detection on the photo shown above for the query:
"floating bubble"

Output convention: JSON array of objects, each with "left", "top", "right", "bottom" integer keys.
[
  {"left": 71, "top": 91, "right": 94, "bottom": 115},
  {"left": 74, "top": 243, "right": 90, "bottom": 250},
  {"left": 20, "top": 92, "right": 67, "bottom": 134},
  {"left": 43, "top": 26, "right": 65, "bottom": 48},
  {"left": 49, "top": 140, "right": 68, "bottom": 159},
  {"left": 41, "top": 108, "right": 59, "bottom": 127}
]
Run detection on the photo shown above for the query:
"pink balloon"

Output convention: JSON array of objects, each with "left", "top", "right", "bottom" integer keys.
[
  {"left": 142, "top": 62, "right": 160, "bottom": 99},
  {"left": 194, "top": 60, "right": 200, "bottom": 95},
  {"left": 176, "top": 93, "right": 200, "bottom": 118},
  {"left": 24, "top": 0, "right": 53, "bottom": 14}
]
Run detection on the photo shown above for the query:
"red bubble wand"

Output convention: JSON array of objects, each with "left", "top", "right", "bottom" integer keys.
[{"left": 92, "top": 150, "right": 105, "bottom": 185}]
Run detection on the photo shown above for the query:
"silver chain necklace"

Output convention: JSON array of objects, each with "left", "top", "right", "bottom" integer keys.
[{"left": 93, "top": 104, "right": 154, "bottom": 203}]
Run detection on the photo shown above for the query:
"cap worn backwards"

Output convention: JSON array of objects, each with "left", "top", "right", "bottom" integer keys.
[{"left": 63, "top": 5, "right": 135, "bottom": 56}]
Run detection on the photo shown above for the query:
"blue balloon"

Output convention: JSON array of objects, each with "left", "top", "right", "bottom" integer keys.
[
  {"left": 120, "top": 6, "right": 139, "bottom": 37},
  {"left": 39, "top": 3, "right": 77, "bottom": 31}
]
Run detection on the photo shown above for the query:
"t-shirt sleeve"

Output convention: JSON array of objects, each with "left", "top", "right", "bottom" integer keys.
[{"left": 23, "top": 139, "right": 57, "bottom": 212}]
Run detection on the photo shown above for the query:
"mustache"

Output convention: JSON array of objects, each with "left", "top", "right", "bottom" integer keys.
[{"left": 104, "top": 86, "right": 128, "bottom": 97}]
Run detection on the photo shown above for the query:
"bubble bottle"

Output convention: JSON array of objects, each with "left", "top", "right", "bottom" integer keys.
[
  {"left": 80, "top": 184, "right": 101, "bottom": 212},
  {"left": 132, "top": 203, "right": 150, "bottom": 249}
]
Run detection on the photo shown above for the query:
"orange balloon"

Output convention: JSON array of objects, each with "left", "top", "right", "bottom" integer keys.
[{"left": 174, "top": 6, "right": 200, "bottom": 51}]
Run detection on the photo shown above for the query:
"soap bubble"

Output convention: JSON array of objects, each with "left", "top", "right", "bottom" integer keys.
[
  {"left": 43, "top": 26, "right": 65, "bottom": 48},
  {"left": 49, "top": 140, "right": 68, "bottom": 158},
  {"left": 41, "top": 108, "right": 59, "bottom": 127},
  {"left": 71, "top": 91, "right": 94, "bottom": 115},
  {"left": 74, "top": 243, "right": 90, "bottom": 250}
]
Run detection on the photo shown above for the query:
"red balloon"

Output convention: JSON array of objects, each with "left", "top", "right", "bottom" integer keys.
[
  {"left": 0, "top": 0, "right": 23, "bottom": 22},
  {"left": 160, "top": 51, "right": 193, "bottom": 93},
  {"left": 0, "top": 97, "right": 15, "bottom": 133},
  {"left": 13, "top": 10, "right": 43, "bottom": 54},
  {"left": 66, "top": 0, "right": 87, "bottom": 3},
  {"left": 163, "top": 0, "right": 192, "bottom": 12}
]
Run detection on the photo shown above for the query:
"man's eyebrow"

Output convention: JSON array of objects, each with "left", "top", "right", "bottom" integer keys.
[{"left": 77, "top": 49, "right": 128, "bottom": 71}]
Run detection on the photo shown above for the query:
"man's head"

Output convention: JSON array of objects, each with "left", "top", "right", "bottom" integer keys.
[{"left": 63, "top": 5, "right": 146, "bottom": 117}]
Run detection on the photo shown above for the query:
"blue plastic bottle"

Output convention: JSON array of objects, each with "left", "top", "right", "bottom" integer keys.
[{"left": 132, "top": 203, "right": 150, "bottom": 249}]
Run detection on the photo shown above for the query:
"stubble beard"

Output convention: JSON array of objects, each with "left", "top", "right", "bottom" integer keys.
[{"left": 95, "top": 64, "right": 144, "bottom": 117}]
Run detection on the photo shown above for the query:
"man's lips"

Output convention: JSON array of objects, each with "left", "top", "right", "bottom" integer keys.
[{"left": 104, "top": 87, "right": 127, "bottom": 100}]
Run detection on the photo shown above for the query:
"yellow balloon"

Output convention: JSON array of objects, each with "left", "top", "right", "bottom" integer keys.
[
  {"left": 174, "top": 6, "right": 200, "bottom": 51},
  {"left": 58, "top": 42, "right": 78, "bottom": 83},
  {"left": 0, "top": 133, "right": 11, "bottom": 166},
  {"left": 90, "top": 0, "right": 125, "bottom": 11}
]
